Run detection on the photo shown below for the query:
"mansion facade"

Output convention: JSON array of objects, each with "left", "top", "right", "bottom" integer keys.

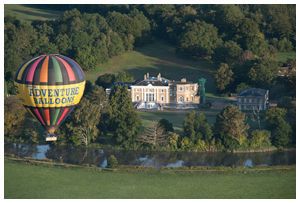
[{"left": 130, "top": 73, "right": 201, "bottom": 109}]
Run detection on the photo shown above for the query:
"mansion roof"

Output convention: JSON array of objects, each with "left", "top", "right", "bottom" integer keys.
[
  {"left": 131, "top": 73, "right": 196, "bottom": 87},
  {"left": 238, "top": 88, "right": 268, "bottom": 97},
  {"left": 133, "top": 78, "right": 169, "bottom": 86}
]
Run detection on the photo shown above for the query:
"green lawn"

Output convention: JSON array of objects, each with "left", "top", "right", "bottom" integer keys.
[
  {"left": 87, "top": 40, "right": 218, "bottom": 94},
  {"left": 4, "top": 160, "right": 295, "bottom": 199},
  {"left": 276, "top": 51, "right": 296, "bottom": 63},
  {"left": 138, "top": 110, "right": 219, "bottom": 132},
  {"left": 4, "top": 4, "right": 62, "bottom": 22}
]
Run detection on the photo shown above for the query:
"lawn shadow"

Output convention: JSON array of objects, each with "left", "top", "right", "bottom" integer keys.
[{"left": 135, "top": 40, "right": 217, "bottom": 74}]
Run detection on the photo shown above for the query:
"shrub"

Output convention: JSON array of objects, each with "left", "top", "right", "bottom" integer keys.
[
  {"left": 249, "top": 130, "right": 272, "bottom": 149},
  {"left": 167, "top": 132, "right": 179, "bottom": 150},
  {"left": 179, "top": 137, "right": 192, "bottom": 150},
  {"left": 107, "top": 155, "right": 118, "bottom": 168}
]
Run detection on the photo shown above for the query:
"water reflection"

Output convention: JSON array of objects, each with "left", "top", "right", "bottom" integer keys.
[{"left": 4, "top": 143, "right": 296, "bottom": 168}]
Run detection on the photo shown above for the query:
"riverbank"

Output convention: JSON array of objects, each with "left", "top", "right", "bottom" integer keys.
[
  {"left": 5, "top": 158, "right": 296, "bottom": 198},
  {"left": 5, "top": 156, "right": 296, "bottom": 173}
]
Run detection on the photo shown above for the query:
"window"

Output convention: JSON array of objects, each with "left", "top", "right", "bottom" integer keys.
[
  {"left": 186, "top": 97, "right": 189, "bottom": 102},
  {"left": 179, "top": 87, "right": 183, "bottom": 91},
  {"left": 136, "top": 96, "right": 139, "bottom": 101},
  {"left": 161, "top": 97, "right": 164, "bottom": 101},
  {"left": 179, "top": 96, "right": 184, "bottom": 102},
  {"left": 146, "top": 93, "right": 154, "bottom": 102}
]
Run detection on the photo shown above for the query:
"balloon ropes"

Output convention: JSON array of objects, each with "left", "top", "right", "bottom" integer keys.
[{"left": 14, "top": 54, "right": 85, "bottom": 141}]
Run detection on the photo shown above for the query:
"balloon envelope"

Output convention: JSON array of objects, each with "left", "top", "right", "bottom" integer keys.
[{"left": 14, "top": 54, "right": 85, "bottom": 136}]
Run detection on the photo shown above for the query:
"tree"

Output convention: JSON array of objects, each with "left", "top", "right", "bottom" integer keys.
[
  {"left": 62, "top": 86, "right": 107, "bottom": 146},
  {"left": 115, "top": 71, "right": 134, "bottom": 83},
  {"left": 167, "top": 132, "right": 179, "bottom": 150},
  {"left": 5, "top": 17, "right": 38, "bottom": 74},
  {"left": 248, "top": 58, "right": 278, "bottom": 87},
  {"left": 64, "top": 98, "right": 101, "bottom": 146},
  {"left": 272, "top": 120, "right": 291, "bottom": 148},
  {"left": 213, "top": 40, "right": 243, "bottom": 64},
  {"left": 213, "top": 5, "right": 245, "bottom": 39},
  {"left": 215, "top": 105, "right": 249, "bottom": 151},
  {"left": 215, "top": 63, "right": 234, "bottom": 92},
  {"left": 265, "top": 107, "right": 292, "bottom": 147},
  {"left": 183, "top": 111, "right": 213, "bottom": 143},
  {"left": 4, "top": 96, "right": 27, "bottom": 142},
  {"left": 95, "top": 73, "right": 116, "bottom": 89},
  {"left": 249, "top": 130, "right": 271, "bottom": 148},
  {"left": 158, "top": 119, "right": 174, "bottom": 132},
  {"left": 235, "top": 82, "right": 250, "bottom": 94},
  {"left": 183, "top": 111, "right": 196, "bottom": 141},
  {"left": 108, "top": 86, "right": 141, "bottom": 148},
  {"left": 137, "top": 121, "right": 169, "bottom": 148},
  {"left": 178, "top": 20, "right": 221, "bottom": 57},
  {"left": 194, "top": 112, "right": 213, "bottom": 142}
]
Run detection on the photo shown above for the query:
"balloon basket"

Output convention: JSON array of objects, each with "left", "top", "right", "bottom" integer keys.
[
  {"left": 46, "top": 134, "right": 57, "bottom": 142},
  {"left": 46, "top": 137, "right": 57, "bottom": 141}
]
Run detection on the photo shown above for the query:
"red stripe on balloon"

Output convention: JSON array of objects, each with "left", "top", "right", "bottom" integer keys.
[
  {"left": 57, "top": 108, "right": 69, "bottom": 125},
  {"left": 44, "top": 108, "right": 50, "bottom": 126},
  {"left": 26, "top": 56, "right": 45, "bottom": 82},
  {"left": 55, "top": 56, "right": 76, "bottom": 81},
  {"left": 33, "top": 108, "right": 46, "bottom": 126}
]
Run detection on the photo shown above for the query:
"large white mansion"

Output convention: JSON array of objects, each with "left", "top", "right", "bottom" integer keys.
[{"left": 130, "top": 73, "right": 203, "bottom": 109}]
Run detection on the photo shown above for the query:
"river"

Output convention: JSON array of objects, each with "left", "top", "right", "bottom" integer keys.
[{"left": 4, "top": 143, "right": 296, "bottom": 168}]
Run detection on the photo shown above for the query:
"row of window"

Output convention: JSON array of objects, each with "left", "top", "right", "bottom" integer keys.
[
  {"left": 178, "top": 96, "right": 194, "bottom": 102},
  {"left": 136, "top": 94, "right": 165, "bottom": 102},
  {"left": 133, "top": 88, "right": 166, "bottom": 93},
  {"left": 238, "top": 97, "right": 265, "bottom": 103},
  {"left": 178, "top": 86, "right": 195, "bottom": 91},
  {"left": 239, "top": 105, "right": 265, "bottom": 110}
]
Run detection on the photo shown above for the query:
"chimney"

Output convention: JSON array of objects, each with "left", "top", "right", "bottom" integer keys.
[
  {"left": 157, "top": 73, "right": 161, "bottom": 81},
  {"left": 181, "top": 78, "right": 187, "bottom": 83}
]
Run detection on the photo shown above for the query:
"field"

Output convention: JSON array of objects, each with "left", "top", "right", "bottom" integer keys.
[
  {"left": 138, "top": 110, "right": 219, "bottom": 132},
  {"left": 4, "top": 4, "right": 62, "bottom": 21},
  {"left": 276, "top": 51, "right": 296, "bottom": 63},
  {"left": 4, "top": 160, "right": 296, "bottom": 199},
  {"left": 87, "top": 40, "right": 218, "bottom": 94}
]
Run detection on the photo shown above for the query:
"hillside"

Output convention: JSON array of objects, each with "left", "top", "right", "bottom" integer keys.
[
  {"left": 87, "top": 40, "right": 218, "bottom": 94},
  {"left": 4, "top": 4, "right": 62, "bottom": 21}
]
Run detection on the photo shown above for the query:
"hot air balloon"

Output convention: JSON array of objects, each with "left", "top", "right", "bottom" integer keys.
[{"left": 14, "top": 54, "right": 85, "bottom": 141}]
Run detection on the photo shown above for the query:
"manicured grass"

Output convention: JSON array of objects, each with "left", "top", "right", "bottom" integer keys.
[
  {"left": 4, "top": 4, "right": 61, "bottom": 22},
  {"left": 276, "top": 51, "right": 296, "bottom": 63},
  {"left": 4, "top": 160, "right": 295, "bottom": 199},
  {"left": 138, "top": 110, "right": 218, "bottom": 132},
  {"left": 87, "top": 40, "right": 218, "bottom": 94}
]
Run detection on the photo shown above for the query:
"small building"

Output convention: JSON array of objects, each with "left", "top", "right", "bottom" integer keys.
[
  {"left": 237, "top": 88, "right": 269, "bottom": 111},
  {"left": 173, "top": 78, "right": 200, "bottom": 104}
]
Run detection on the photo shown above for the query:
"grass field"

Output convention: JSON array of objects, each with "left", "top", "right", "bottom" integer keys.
[
  {"left": 87, "top": 40, "right": 218, "bottom": 94},
  {"left": 276, "top": 51, "right": 296, "bottom": 63},
  {"left": 4, "top": 160, "right": 296, "bottom": 199},
  {"left": 138, "top": 110, "right": 219, "bottom": 132},
  {"left": 4, "top": 4, "right": 62, "bottom": 22}
]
